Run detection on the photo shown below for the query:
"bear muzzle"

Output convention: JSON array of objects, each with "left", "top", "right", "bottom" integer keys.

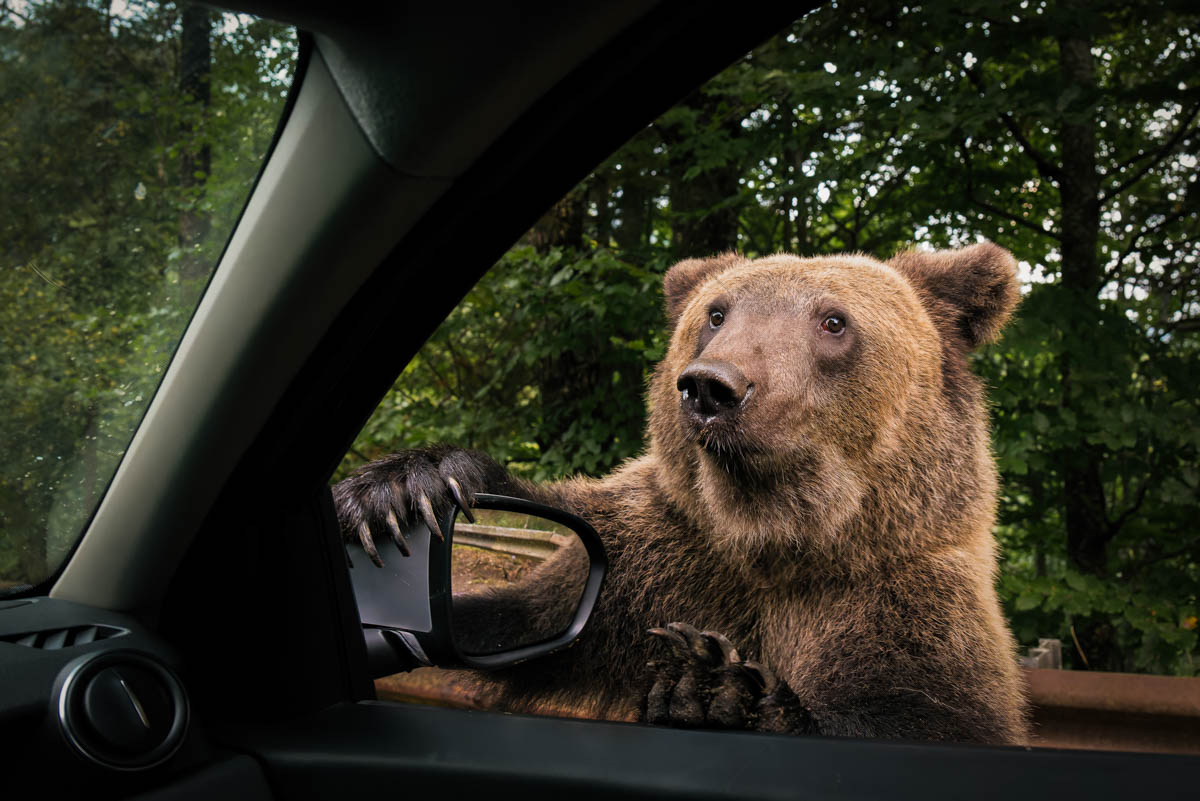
[{"left": 677, "top": 359, "right": 752, "bottom": 428}]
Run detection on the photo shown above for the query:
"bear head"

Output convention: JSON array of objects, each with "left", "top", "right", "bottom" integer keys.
[{"left": 648, "top": 244, "right": 1019, "bottom": 566}]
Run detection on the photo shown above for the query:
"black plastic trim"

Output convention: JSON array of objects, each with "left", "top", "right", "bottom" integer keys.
[{"left": 245, "top": 701, "right": 1200, "bottom": 801}]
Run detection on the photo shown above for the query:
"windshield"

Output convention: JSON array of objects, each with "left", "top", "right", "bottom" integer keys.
[{"left": 0, "top": 1, "right": 296, "bottom": 593}]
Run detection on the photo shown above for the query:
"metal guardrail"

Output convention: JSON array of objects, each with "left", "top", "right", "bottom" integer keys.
[
  {"left": 1020, "top": 638, "right": 1062, "bottom": 669},
  {"left": 453, "top": 523, "right": 572, "bottom": 560}
]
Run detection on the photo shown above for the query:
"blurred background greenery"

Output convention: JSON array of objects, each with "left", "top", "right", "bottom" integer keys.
[
  {"left": 3, "top": 1, "right": 1197, "bottom": 675},
  {"left": 0, "top": 1, "right": 295, "bottom": 586}
]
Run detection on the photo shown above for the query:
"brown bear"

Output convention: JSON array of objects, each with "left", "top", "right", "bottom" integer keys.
[{"left": 333, "top": 243, "right": 1029, "bottom": 744}]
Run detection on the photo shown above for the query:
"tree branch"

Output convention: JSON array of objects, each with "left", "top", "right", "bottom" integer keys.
[
  {"left": 1000, "top": 111, "right": 1066, "bottom": 184},
  {"left": 1112, "top": 101, "right": 1200, "bottom": 173},
  {"left": 965, "top": 67, "right": 1064, "bottom": 183},
  {"left": 959, "top": 139, "right": 1062, "bottom": 242},
  {"left": 1105, "top": 205, "right": 1190, "bottom": 283},
  {"left": 1163, "top": 317, "right": 1200, "bottom": 334},
  {"left": 441, "top": 335, "right": 478, "bottom": 392},
  {"left": 846, "top": 165, "right": 913, "bottom": 249},
  {"left": 1, "top": 1, "right": 32, "bottom": 23},
  {"left": 1102, "top": 103, "right": 1200, "bottom": 204},
  {"left": 971, "top": 195, "right": 1057, "bottom": 238},
  {"left": 1107, "top": 479, "right": 1151, "bottom": 538},
  {"left": 1129, "top": 539, "right": 1200, "bottom": 573},
  {"left": 419, "top": 353, "right": 458, "bottom": 396},
  {"left": 864, "top": 164, "right": 913, "bottom": 216}
]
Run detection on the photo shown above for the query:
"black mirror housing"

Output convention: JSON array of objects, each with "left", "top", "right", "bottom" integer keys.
[{"left": 348, "top": 494, "right": 606, "bottom": 678}]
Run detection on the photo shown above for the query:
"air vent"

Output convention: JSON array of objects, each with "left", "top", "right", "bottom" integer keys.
[
  {"left": 56, "top": 650, "right": 189, "bottom": 771},
  {"left": 1, "top": 624, "right": 126, "bottom": 649}
]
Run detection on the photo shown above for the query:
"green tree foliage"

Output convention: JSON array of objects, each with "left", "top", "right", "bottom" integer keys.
[
  {"left": 348, "top": 247, "right": 667, "bottom": 482},
  {"left": 348, "top": 0, "right": 1198, "bottom": 674},
  {"left": 0, "top": 1, "right": 294, "bottom": 587}
]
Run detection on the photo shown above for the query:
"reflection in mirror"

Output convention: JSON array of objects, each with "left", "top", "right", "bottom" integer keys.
[{"left": 450, "top": 508, "right": 589, "bottom": 656}]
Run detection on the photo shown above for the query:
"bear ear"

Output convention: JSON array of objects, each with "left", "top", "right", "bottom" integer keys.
[
  {"left": 887, "top": 242, "right": 1020, "bottom": 349},
  {"left": 662, "top": 252, "right": 744, "bottom": 327}
]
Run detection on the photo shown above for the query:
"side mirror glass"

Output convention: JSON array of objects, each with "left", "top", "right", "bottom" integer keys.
[
  {"left": 348, "top": 493, "right": 606, "bottom": 677},
  {"left": 450, "top": 507, "right": 591, "bottom": 656}
]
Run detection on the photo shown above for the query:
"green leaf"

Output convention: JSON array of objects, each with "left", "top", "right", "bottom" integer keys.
[{"left": 1015, "top": 593, "right": 1042, "bottom": 612}]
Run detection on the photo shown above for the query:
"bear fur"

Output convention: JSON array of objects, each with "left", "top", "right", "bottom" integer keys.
[{"left": 334, "top": 243, "right": 1029, "bottom": 744}]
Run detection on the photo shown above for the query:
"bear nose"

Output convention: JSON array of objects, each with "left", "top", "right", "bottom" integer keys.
[{"left": 677, "top": 359, "right": 751, "bottom": 420}]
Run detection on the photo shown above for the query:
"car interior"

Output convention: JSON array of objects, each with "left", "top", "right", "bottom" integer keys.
[{"left": 2, "top": 1, "right": 1197, "bottom": 799}]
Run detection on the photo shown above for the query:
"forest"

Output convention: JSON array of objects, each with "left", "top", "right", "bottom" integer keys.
[
  {"left": 0, "top": 1, "right": 294, "bottom": 582},
  {"left": 3, "top": 1, "right": 1198, "bottom": 675}
]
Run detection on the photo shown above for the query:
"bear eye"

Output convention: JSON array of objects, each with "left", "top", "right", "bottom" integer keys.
[
  {"left": 821, "top": 315, "right": 846, "bottom": 335},
  {"left": 709, "top": 310, "right": 725, "bottom": 328}
]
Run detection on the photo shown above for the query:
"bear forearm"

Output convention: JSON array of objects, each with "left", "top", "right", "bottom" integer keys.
[{"left": 806, "top": 692, "right": 1023, "bottom": 745}]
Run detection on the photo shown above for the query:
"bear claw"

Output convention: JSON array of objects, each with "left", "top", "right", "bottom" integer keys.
[
  {"left": 356, "top": 521, "right": 382, "bottom": 567},
  {"left": 333, "top": 447, "right": 493, "bottom": 566},
  {"left": 417, "top": 493, "right": 443, "bottom": 540},
  {"left": 446, "top": 477, "right": 475, "bottom": 523},
  {"left": 650, "top": 622, "right": 741, "bottom": 666},
  {"left": 643, "top": 623, "right": 810, "bottom": 734},
  {"left": 383, "top": 509, "right": 410, "bottom": 557}
]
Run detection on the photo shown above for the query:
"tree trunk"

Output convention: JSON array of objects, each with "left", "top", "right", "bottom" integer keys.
[
  {"left": 1056, "top": 11, "right": 1110, "bottom": 575},
  {"left": 614, "top": 173, "right": 650, "bottom": 253},
  {"left": 589, "top": 174, "right": 612, "bottom": 248},
  {"left": 669, "top": 162, "right": 741, "bottom": 259},
  {"left": 1057, "top": 39, "right": 1102, "bottom": 296},
  {"left": 523, "top": 190, "right": 587, "bottom": 252},
  {"left": 661, "top": 89, "right": 742, "bottom": 259},
  {"left": 178, "top": 6, "right": 212, "bottom": 281}
]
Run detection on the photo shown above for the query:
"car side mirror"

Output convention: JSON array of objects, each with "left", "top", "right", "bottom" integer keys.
[{"left": 348, "top": 493, "right": 606, "bottom": 678}]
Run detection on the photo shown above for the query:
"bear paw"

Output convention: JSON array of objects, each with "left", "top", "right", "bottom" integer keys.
[
  {"left": 643, "top": 622, "right": 812, "bottom": 735},
  {"left": 332, "top": 446, "right": 489, "bottom": 566}
]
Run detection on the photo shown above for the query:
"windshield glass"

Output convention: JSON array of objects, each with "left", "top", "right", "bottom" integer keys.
[{"left": 0, "top": 1, "right": 296, "bottom": 593}]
